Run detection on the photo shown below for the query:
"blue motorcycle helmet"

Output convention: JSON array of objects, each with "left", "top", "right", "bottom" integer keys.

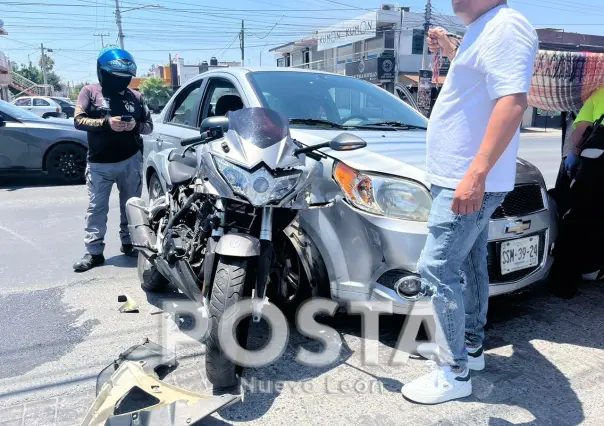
[{"left": 96, "top": 46, "right": 137, "bottom": 92}]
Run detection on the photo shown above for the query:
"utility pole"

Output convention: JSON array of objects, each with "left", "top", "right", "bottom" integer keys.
[
  {"left": 94, "top": 32, "right": 110, "bottom": 48},
  {"left": 421, "top": 0, "right": 432, "bottom": 70},
  {"left": 40, "top": 43, "right": 48, "bottom": 96},
  {"left": 115, "top": 0, "right": 125, "bottom": 49},
  {"left": 239, "top": 20, "right": 245, "bottom": 64},
  {"left": 417, "top": 0, "right": 432, "bottom": 117}
]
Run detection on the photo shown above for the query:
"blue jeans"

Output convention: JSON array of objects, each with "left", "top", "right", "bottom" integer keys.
[{"left": 419, "top": 185, "right": 507, "bottom": 369}]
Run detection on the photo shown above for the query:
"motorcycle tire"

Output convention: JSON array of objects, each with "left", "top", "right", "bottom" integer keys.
[
  {"left": 206, "top": 256, "right": 250, "bottom": 392},
  {"left": 138, "top": 253, "right": 169, "bottom": 293}
]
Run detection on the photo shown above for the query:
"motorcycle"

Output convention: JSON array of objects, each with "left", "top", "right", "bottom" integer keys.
[{"left": 125, "top": 107, "right": 366, "bottom": 391}]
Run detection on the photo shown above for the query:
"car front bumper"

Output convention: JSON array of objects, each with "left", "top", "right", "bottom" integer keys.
[{"left": 298, "top": 190, "right": 557, "bottom": 315}]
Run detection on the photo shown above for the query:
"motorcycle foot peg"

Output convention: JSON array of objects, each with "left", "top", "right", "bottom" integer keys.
[{"left": 251, "top": 297, "right": 267, "bottom": 323}]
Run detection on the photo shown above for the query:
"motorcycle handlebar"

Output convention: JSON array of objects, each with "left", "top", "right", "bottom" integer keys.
[{"left": 180, "top": 133, "right": 208, "bottom": 146}]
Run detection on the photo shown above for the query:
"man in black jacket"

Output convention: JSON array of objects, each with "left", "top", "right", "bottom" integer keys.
[{"left": 73, "top": 47, "right": 153, "bottom": 272}]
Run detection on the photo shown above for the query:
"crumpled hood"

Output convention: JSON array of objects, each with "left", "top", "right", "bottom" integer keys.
[
  {"left": 289, "top": 128, "right": 544, "bottom": 187},
  {"left": 290, "top": 128, "right": 430, "bottom": 186}
]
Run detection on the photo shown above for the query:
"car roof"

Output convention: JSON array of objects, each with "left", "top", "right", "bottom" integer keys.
[{"left": 189, "top": 66, "right": 350, "bottom": 82}]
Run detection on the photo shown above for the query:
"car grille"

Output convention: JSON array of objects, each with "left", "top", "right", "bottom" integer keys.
[
  {"left": 491, "top": 184, "right": 544, "bottom": 219},
  {"left": 487, "top": 230, "right": 546, "bottom": 284}
]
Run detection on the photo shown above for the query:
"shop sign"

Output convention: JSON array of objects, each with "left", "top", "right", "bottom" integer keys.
[
  {"left": 316, "top": 12, "right": 377, "bottom": 51},
  {"left": 345, "top": 57, "right": 396, "bottom": 82}
]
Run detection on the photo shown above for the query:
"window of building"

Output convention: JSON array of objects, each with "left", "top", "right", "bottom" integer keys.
[
  {"left": 337, "top": 44, "right": 354, "bottom": 63},
  {"left": 277, "top": 57, "right": 285, "bottom": 67},
  {"left": 365, "top": 35, "right": 384, "bottom": 57}
]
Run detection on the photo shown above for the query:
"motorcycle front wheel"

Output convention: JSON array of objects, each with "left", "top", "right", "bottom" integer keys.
[
  {"left": 137, "top": 252, "right": 168, "bottom": 293},
  {"left": 206, "top": 256, "right": 251, "bottom": 392}
]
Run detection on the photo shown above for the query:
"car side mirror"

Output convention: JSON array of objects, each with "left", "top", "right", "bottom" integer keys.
[
  {"left": 329, "top": 132, "right": 367, "bottom": 151},
  {"left": 201, "top": 116, "right": 229, "bottom": 134}
]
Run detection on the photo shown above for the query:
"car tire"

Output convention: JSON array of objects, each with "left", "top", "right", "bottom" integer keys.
[
  {"left": 45, "top": 144, "right": 87, "bottom": 184},
  {"left": 42, "top": 113, "right": 50, "bottom": 119},
  {"left": 138, "top": 252, "right": 169, "bottom": 293},
  {"left": 60, "top": 113, "right": 68, "bottom": 119},
  {"left": 148, "top": 172, "right": 165, "bottom": 202}
]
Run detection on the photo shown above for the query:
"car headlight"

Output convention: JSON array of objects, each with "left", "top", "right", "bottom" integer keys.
[
  {"left": 333, "top": 161, "right": 431, "bottom": 222},
  {"left": 213, "top": 156, "right": 301, "bottom": 206}
]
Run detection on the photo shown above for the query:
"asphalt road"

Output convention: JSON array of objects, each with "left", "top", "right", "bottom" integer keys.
[{"left": 1, "top": 131, "right": 604, "bottom": 426}]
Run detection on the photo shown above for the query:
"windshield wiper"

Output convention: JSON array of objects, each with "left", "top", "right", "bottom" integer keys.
[
  {"left": 289, "top": 118, "right": 346, "bottom": 129},
  {"left": 355, "top": 121, "right": 427, "bottom": 130}
]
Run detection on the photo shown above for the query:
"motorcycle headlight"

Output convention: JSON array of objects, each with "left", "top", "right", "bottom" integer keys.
[
  {"left": 213, "top": 156, "right": 301, "bottom": 206},
  {"left": 333, "top": 161, "right": 431, "bottom": 222}
]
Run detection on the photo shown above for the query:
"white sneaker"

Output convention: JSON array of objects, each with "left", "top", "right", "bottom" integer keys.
[
  {"left": 402, "top": 361, "right": 472, "bottom": 404},
  {"left": 416, "top": 343, "right": 485, "bottom": 371},
  {"left": 467, "top": 345, "right": 485, "bottom": 371}
]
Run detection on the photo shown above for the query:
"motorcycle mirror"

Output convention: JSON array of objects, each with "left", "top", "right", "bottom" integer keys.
[
  {"left": 201, "top": 116, "right": 229, "bottom": 134},
  {"left": 329, "top": 133, "right": 367, "bottom": 151}
]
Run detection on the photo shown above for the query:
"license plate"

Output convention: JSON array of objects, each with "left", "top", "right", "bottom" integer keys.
[{"left": 500, "top": 236, "right": 540, "bottom": 275}]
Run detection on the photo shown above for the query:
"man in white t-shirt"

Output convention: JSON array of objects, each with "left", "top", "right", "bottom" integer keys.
[{"left": 401, "top": 1, "right": 538, "bottom": 404}]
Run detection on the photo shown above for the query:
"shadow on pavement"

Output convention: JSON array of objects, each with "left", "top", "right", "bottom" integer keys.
[
  {"left": 0, "top": 175, "right": 82, "bottom": 191},
  {"left": 141, "top": 277, "right": 602, "bottom": 425}
]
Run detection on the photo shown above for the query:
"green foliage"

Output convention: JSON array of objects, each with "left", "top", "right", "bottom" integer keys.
[{"left": 138, "top": 77, "right": 172, "bottom": 110}]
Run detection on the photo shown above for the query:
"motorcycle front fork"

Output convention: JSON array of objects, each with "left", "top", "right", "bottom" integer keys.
[{"left": 253, "top": 207, "right": 274, "bottom": 322}]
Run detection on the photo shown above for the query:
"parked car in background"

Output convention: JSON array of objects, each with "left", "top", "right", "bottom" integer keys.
[
  {"left": 11, "top": 96, "right": 65, "bottom": 119},
  {"left": 50, "top": 97, "right": 75, "bottom": 118},
  {"left": 143, "top": 68, "right": 558, "bottom": 312},
  {"left": 0, "top": 100, "right": 87, "bottom": 183}
]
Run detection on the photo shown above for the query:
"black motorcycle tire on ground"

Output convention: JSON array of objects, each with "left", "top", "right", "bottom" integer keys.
[
  {"left": 138, "top": 252, "right": 169, "bottom": 293},
  {"left": 206, "top": 256, "right": 250, "bottom": 392}
]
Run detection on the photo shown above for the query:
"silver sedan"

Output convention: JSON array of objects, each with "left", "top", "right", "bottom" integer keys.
[{"left": 0, "top": 100, "right": 88, "bottom": 183}]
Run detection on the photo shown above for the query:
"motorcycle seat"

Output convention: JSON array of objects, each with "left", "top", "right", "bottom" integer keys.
[
  {"left": 168, "top": 149, "right": 198, "bottom": 168},
  {"left": 168, "top": 160, "right": 196, "bottom": 185}
]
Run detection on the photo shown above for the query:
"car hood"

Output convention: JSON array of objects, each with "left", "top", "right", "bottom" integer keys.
[{"left": 289, "top": 128, "right": 545, "bottom": 187}]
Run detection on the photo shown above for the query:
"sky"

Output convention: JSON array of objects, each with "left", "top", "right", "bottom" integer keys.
[{"left": 1, "top": 0, "right": 603, "bottom": 86}]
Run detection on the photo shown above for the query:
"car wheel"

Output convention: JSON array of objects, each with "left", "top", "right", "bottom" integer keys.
[
  {"left": 42, "top": 113, "right": 50, "bottom": 119},
  {"left": 45, "top": 144, "right": 87, "bottom": 184},
  {"left": 60, "top": 113, "right": 68, "bottom": 119},
  {"left": 148, "top": 172, "right": 164, "bottom": 202}
]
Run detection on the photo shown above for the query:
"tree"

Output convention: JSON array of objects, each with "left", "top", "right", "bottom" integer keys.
[
  {"left": 38, "top": 54, "right": 54, "bottom": 72},
  {"left": 138, "top": 77, "right": 172, "bottom": 112},
  {"left": 72, "top": 82, "right": 90, "bottom": 101},
  {"left": 12, "top": 62, "right": 63, "bottom": 92}
]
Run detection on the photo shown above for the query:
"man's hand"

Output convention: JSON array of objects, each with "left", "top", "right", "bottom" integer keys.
[
  {"left": 453, "top": 170, "right": 486, "bottom": 215},
  {"left": 109, "top": 116, "right": 127, "bottom": 132},
  {"left": 124, "top": 119, "right": 136, "bottom": 132},
  {"left": 427, "top": 27, "right": 457, "bottom": 60}
]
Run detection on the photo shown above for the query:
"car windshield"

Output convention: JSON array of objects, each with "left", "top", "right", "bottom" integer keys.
[
  {"left": 0, "top": 100, "right": 41, "bottom": 121},
  {"left": 247, "top": 71, "right": 428, "bottom": 129}
]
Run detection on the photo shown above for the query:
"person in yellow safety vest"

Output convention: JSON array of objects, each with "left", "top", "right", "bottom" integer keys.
[{"left": 564, "top": 87, "right": 604, "bottom": 178}]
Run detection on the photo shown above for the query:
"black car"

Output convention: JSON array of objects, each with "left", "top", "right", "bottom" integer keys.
[{"left": 50, "top": 97, "right": 76, "bottom": 118}]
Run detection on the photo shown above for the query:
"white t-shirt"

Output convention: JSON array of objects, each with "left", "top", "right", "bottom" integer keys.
[{"left": 426, "top": 5, "right": 538, "bottom": 192}]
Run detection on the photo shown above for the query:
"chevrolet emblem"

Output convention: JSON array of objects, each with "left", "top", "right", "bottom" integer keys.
[{"left": 505, "top": 220, "right": 531, "bottom": 235}]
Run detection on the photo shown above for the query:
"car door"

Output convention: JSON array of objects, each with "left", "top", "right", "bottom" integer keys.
[
  {"left": 152, "top": 78, "right": 205, "bottom": 154},
  {"left": 32, "top": 98, "right": 52, "bottom": 117},
  {"left": 14, "top": 97, "right": 33, "bottom": 114},
  {"left": 0, "top": 111, "right": 30, "bottom": 169},
  {"left": 199, "top": 76, "right": 246, "bottom": 123}
]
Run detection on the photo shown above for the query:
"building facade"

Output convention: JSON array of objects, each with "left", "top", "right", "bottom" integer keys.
[{"left": 270, "top": 5, "right": 465, "bottom": 92}]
